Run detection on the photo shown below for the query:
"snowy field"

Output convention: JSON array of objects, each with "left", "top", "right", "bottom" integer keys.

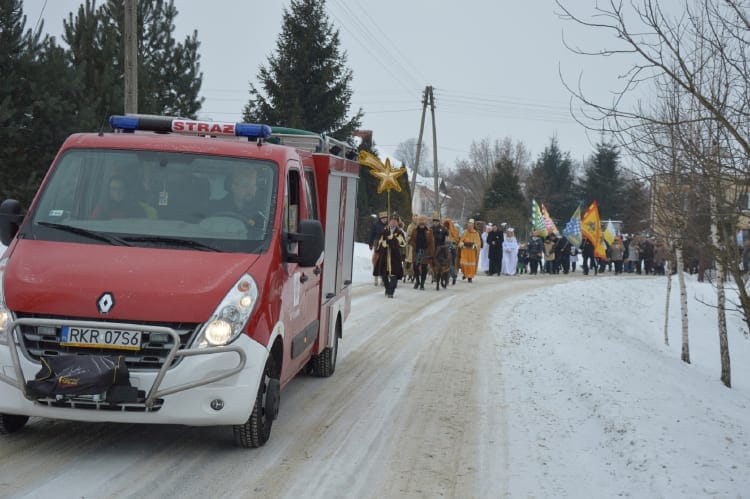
[{"left": 352, "top": 242, "right": 750, "bottom": 497}]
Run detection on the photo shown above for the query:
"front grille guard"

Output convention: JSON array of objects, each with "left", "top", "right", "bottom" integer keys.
[{"left": 0, "top": 318, "right": 246, "bottom": 410}]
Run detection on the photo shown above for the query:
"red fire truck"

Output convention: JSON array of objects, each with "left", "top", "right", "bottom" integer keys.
[{"left": 0, "top": 115, "right": 359, "bottom": 447}]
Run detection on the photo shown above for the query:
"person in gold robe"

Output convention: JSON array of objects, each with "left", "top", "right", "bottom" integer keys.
[{"left": 458, "top": 219, "right": 482, "bottom": 282}]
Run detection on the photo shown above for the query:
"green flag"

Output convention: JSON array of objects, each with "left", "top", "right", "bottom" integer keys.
[{"left": 531, "top": 199, "right": 547, "bottom": 237}]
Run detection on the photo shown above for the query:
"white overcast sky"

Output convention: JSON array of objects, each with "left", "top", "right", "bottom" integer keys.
[{"left": 23, "top": 0, "right": 654, "bottom": 169}]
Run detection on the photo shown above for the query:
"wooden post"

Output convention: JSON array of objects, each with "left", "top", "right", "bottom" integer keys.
[
  {"left": 410, "top": 87, "right": 428, "bottom": 209},
  {"left": 124, "top": 0, "right": 138, "bottom": 114}
]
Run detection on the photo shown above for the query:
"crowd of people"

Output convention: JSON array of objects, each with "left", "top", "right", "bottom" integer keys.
[{"left": 369, "top": 212, "right": 671, "bottom": 298}]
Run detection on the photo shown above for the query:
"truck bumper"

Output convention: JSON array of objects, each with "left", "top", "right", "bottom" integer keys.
[{"left": 0, "top": 334, "right": 268, "bottom": 426}]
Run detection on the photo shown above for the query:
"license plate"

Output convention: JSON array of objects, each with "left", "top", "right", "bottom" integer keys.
[{"left": 60, "top": 326, "right": 142, "bottom": 351}]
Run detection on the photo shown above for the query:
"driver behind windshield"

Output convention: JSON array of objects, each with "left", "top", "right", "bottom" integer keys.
[{"left": 212, "top": 169, "right": 264, "bottom": 226}]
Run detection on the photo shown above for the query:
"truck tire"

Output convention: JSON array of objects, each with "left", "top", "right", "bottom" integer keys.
[
  {"left": 0, "top": 414, "right": 29, "bottom": 434},
  {"left": 310, "top": 321, "right": 339, "bottom": 378},
  {"left": 233, "top": 358, "right": 278, "bottom": 448}
]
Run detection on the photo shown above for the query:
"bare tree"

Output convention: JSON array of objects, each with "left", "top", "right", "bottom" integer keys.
[
  {"left": 393, "top": 138, "right": 431, "bottom": 177},
  {"left": 443, "top": 137, "right": 529, "bottom": 222},
  {"left": 557, "top": 0, "right": 749, "bottom": 387}
]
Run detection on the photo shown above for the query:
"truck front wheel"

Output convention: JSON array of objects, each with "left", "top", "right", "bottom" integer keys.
[
  {"left": 233, "top": 358, "right": 279, "bottom": 448},
  {"left": 0, "top": 414, "right": 29, "bottom": 434}
]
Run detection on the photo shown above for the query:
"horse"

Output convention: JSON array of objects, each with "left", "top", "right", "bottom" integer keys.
[{"left": 432, "top": 245, "right": 452, "bottom": 290}]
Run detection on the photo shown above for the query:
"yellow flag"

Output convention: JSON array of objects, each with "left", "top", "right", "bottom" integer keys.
[
  {"left": 581, "top": 201, "right": 601, "bottom": 247},
  {"left": 596, "top": 239, "right": 608, "bottom": 260},
  {"left": 603, "top": 219, "right": 616, "bottom": 245}
]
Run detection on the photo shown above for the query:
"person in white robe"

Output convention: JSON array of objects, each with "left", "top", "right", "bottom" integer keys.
[
  {"left": 478, "top": 223, "right": 491, "bottom": 273},
  {"left": 502, "top": 228, "right": 519, "bottom": 275}
]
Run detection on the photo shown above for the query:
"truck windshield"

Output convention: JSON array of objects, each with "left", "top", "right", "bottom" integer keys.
[{"left": 22, "top": 148, "right": 278, "bottom": 253}]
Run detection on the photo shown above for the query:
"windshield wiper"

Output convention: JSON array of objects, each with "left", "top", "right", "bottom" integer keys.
[
  {"left": 36, "top": 221, "right": 131, "bottom": 246},
  {"left": 121, "top": 235, "right": 220, "bottom": 252}
]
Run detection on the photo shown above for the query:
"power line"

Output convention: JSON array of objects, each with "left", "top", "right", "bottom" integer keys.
[
  {"left": 34, "top": 0, "right": 48, "bottom": 32},
  {"left": 328, "top": 0, "right": 423, "bottom": 89},
  {"left": 363, "top": 108, "right": 423, "bottom": 114},
  {"left": 438, "top": 108, "right": 574, "bottom": 125},
  {"left": 436, "top": 91, "right": 572, "bottom": 114},
  {"left": 350, "top": 0, "right": 427, "bottom": 85},
  {"left": 326, "top": 0, "right": 420, "bottom": 95}
]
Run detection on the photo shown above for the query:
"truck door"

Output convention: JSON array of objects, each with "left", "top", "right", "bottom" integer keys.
[
  {"left": 281, "top": 163, "right": 321, "bottom": 384},
  {"left": 300, "top": 167, "right": 322, "bottom": 324}
]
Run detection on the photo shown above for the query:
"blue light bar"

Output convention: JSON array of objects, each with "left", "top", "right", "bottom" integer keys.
[
  {"left": 109, "top": 115, "right": 272, "bottom": 139},
  {"left": 109, "top": 115, "right": 140, "bottom": 130},
  {"left": 236, "top": 123, "right": 272, "bottom": 139}
]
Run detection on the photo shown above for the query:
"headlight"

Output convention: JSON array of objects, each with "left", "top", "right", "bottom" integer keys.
[
  {"left": 0, "top": 258, "right": 13, "bottom": 345},
  {"left": 195, "top": 274, "right": 258, "bottom": 348}
]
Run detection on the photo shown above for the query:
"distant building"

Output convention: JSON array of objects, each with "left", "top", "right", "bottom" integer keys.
[
  {"left": 404, "top": 167, "right": 450, "bottom": 219},
  {"left": 649, "top": 172, "right": 750, "bottom": 237}
]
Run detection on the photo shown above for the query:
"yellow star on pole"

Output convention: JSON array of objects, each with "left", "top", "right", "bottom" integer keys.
[
  {"left": 358, "top": 150, "right": 405, "bottom": 193},
  {"left": 371, "top": 158, "right": 405, "bottom": 193},
  {"left": 358, "top": 150, "right": 386, "bottom": 174}
]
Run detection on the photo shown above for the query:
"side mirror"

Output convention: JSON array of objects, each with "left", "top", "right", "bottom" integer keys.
[
  {"left": 0, "top": 199, "right": 24, "bottom": 246},
  {"left": 286, "top": 219, "right": 324, "bottom": 267}
]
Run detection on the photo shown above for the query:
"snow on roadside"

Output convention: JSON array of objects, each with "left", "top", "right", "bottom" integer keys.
[
  {"left": 352, "top": 241, "right": 750, "bottom": 495},
  {"left": 499, "top": 275, "right": 750, "bottom": 497},
  {"left": 352, "top": 241, "right": 374, "bottom": 286}
]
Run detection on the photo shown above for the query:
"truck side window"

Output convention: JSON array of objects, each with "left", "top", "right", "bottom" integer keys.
[
  {"left": 285, "top": 169, "right": 301, "bottom": 233},
  {"left": 304, "top": 169, "right": 318, "bottom": 220}
]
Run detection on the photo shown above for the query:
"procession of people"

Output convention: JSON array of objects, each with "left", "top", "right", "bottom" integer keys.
[{"left": 370, "top": 212, "right": 672, "bottom": 298}]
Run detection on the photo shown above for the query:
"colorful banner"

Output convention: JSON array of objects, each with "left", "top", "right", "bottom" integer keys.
[
  {"left": 562, "top": 205, "right": 582, "bottom": 247},
  {"left": 540, "top": 203, "right": 559, "bottom": 236},
  {"left": 531, "top": 199, "right": 547, "bottom": 237},
  {"left": 581, "top": 201, "right": 606, "bottom": 258}
]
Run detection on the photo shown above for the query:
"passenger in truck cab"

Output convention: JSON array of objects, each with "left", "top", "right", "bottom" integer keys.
[
  {"left": 212, "top": 169, "right": 266, "bottom": 227},
  {"left": 91, "top": 175, "right": 156, "bottom": 220}
]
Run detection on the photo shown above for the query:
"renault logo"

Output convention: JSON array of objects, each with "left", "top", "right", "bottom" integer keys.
[{"left": 97, "top": 292, "right": 115, "bottom": 314}]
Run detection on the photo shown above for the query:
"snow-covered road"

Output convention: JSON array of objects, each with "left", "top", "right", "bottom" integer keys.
[
  {"left": 2, "top": 261, "right": 749, "bottom": 498},
  {"left": 0, "top": 275, "right": 561, "bottom": 498}
]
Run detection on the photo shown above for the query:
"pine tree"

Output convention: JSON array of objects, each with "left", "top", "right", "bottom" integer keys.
[
  {"left": 482, "top": 158, "right": 527, "bottom": 232},
  {"left": 0, "top": 0, "right": 79, "bottom": 203},
  {"left": 62, "top": 0, "right": 119, "bottom": 129},
  {"left": 0, "top": 0, "right": 38, "bottom": 201},
  {"left": 578, "top": 142, "right": 625, "bottom": 219},
  {"left": 619, "top": 178, "right": 649, "bottom": 234},
  {"left": 525, "top": 137, "right": 577, "bottom": 218},
  {"left": 243, "top": 0, "right": 362, "bottom": 140},
  {"left": 63, "top": 0, "right": 203, "bottom": 129}
]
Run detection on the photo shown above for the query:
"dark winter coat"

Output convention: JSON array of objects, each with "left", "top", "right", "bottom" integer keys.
[
  {"left": 369, "top": 219, "right": 387, "bottom": 249},
  {"left": 518, "top": 247, "right": 529, "bottom": 264},
  {"left": 527, "top": 236, "right": 544, "bottom": 261},
  {"left": 373, "top": 226, "right": 406, "bottom": 277},
  {"left": 408, "top": 226, "right": 435, "bottom": 265},
  {"left": 487, "top": 230, "right": 504, "bottom": 260},
  {"left": 431, "top": 222, "right": 449, "bottom": 247},
  {"left": 554, "top": 236, "right": 571, "bottom": 260},
  {"left": 609, "top": 241, "right": 625, "bottom": 261},
  {"left": 639, "top": 238, "right": 655, "bottom": 260},
  {"left": 581, "top": 238, "right": 595, "bottom": 258}
]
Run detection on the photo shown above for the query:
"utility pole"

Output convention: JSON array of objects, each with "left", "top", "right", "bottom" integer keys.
[
  {"left": 410, "top": 87, "right": 429, "bottom": 211},
  {"left": 124, "top": 0, "right": 138, "bottom": 114},
  {"left": 428, "top": 86, "right": 439, "bottom": 217}
]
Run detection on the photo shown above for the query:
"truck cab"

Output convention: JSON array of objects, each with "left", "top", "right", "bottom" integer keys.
[{"left": 0, "top": 116, "right": 359, "bottom": 447}]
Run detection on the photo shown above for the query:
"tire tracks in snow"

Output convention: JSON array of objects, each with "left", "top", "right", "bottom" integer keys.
[{"left": 0, "top": 276, "right": 563, "bottom": 499}]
